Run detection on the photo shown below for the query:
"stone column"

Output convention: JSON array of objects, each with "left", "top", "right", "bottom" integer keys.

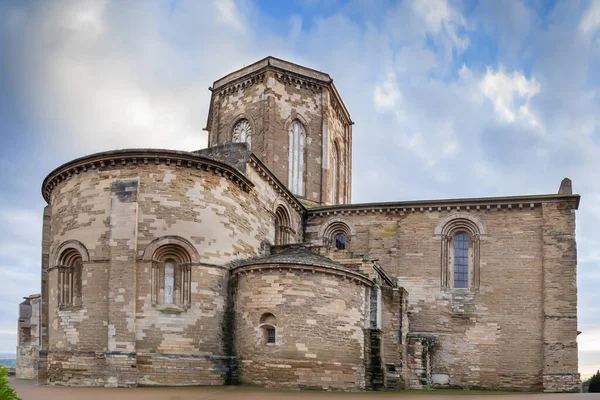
[
  {"left": 541, "top": 201, "right": 580, "bottom": 392},
  {"left": 106, "top": 178, "right": 139, "bottom": 386}
]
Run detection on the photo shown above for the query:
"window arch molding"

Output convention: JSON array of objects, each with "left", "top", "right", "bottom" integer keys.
[
  {"left": 319, "top": 217, "right": 356, "bottom": 250},
  {"left": 142, "top": 236, "right": 198, "bottom": 308},
  {"left": 230, "top": 114, "right": 255, "bottom": 149},
  {"left": 142, "top": 236, "right": 199, "bottom": 263},
  {"left": 434, "top": 213, "right": 487, "bottom": 290},
  {"left": 52, "top": 240, "right": 90, "bottom": 266},
  {"left": 273, "top": 202, "right": 293, "bottom": 245}
]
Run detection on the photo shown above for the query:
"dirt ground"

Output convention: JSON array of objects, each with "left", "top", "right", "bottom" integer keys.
[{"left": 9, "top": 378, "right": 596, "bottom": 400}]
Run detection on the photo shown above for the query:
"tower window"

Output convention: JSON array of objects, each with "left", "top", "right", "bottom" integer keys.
[
  {"left": 332, "top": 142, "right": 343, "bottom": 204},
  {"left": 232, "top": 119, "right": 252, "bottom": 149},
  {"left": 288, "top": 121, "right": 305, "bottom": 196}
]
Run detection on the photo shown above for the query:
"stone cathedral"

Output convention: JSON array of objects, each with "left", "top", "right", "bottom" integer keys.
[{"left": 16, "top": 57, "right": 580, "bottom": 392}]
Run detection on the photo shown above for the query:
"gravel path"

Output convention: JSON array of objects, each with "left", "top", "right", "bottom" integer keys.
[{"left": 9, "top": 378, "right": 595, "bottom": 400}]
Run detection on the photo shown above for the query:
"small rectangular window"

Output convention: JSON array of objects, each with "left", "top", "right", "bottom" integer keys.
[{"left": 266, "top": 327, "right": 276, "bottom": 344}]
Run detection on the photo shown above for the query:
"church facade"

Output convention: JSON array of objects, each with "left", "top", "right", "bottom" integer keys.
[{"left": 17, "top": 57, "right": 580, "bottom": 392}]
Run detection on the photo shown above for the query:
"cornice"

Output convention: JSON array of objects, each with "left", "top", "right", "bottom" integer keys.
[
  {"left": 308, "top": 194, "right": 581, "bottom": 217},
  {"left": 205, "top": 57, "right": 353, "bottom": 130},
  {"left": 41, "top": 149, "right": 255, "bottom": 204},
  {"left": 248, "top": 155, "right": 306, "bottom": 213},
  {"left": 231, "top": 262, "right": 373, "bottom": 287},
  {"left": 217, "top": 71, "right": 267, "bottom": 97}
]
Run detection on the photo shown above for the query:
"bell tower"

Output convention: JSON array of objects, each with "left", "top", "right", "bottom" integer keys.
[{"left": 205, "top": 57, "right": 352, "bottom": 207}]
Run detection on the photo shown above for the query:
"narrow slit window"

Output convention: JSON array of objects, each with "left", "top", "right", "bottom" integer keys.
[
  {"left": 454, "top": 233, "right": 469, "bottom": 288},
  {"left": 164, "top": 260, "right": 175, "bottom": 304},
  {"left": 288, "top": 121, "right": 305, "bottom": 195}
]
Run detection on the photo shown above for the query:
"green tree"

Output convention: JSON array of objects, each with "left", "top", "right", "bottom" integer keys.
[
  {"left": 0, "top": 367, "right": 21, "bottom": 400},
  {"left": 590, "top": 370, "right": 600, "bottom": 393}
]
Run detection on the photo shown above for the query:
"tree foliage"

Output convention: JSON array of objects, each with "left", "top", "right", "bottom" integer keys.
[
  {"left": 590, "top": 370, "right": 600, "bottom": 393},
  {"left": 0, "top": 367, "right": 21, "bottom": 400}
]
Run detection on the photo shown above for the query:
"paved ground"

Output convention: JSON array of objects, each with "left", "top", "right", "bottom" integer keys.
[{"left": 9, "top": 378, "right": 597, "bottom": 399}]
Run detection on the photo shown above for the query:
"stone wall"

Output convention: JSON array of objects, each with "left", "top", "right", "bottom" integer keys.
[
  {"left": 306, "top": 198, "right": 579, "bottom": 391},
  {"left": 16, "top": 294, "right": 41, "bottom": 379},
  {"left": 540, "top": 202, "right": 580, "bottom": 392},
  {"left": 42, "top": 149, "right": 302, "bottom": 386},
  {"left": 231, "top": 265, "right": 370, "bottom": 390}
]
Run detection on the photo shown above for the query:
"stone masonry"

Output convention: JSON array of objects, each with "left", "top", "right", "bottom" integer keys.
[{"left": 19, "top": 57, "right": 580, "bottom": 392}]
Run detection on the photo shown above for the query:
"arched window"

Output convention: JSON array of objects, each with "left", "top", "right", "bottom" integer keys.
[
  {"left": 57, "top": 248, "right": 83, "bottom": 308},
  {"left": 320, "top": 219, "right": 354, "bottom": 251},
  {"left": 332, "top": 144, "right": 339, "bottom": 204},
  {"left": 274, "top": 205, "right": 291, "bottom": 245},
  {"left": 151, "top": 244, "right": 192, "bottom": 308},
  {"left": 232, "top": 119, "right": 252, "bottom": 149},
  {"left": 259, "top": 313, "right": 277, "bottom": 345},
  {"left": 435, "top": 213, "right": 486, "bottom": 291},
  {"left": 453, "top": 233, "right": 469, "bottom": 289},
  {"left": 288, "top": 121, "right": 305, "bottom": 195}
]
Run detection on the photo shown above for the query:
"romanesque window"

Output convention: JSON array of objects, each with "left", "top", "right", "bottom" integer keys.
[
  {"left": 434, "top": 213, "right": 486, "bottom": 291},
  {"left": 260, "top": 313, "right": 277, "bottom": 345},
  {"left": 53, "top": 242, "right": 89, "bottom": 309},
  {"left": 332, "top": 142, "right": 344, "bottom": 204},
  {"left": 288, "top": 121, "right": 305, "bottom": 196},
  {"left": 332, "top": 144, "right": 338, "bottom": 204},
  {"left": 274, "top": 205, "right": 291, "bottom": 245},
  {"left": 232, "top": 119, "right": 252, "bottom": 149},
  {"left": 151, "top": 244, "right": 192, "bottom": 308},
  {"left": 57, "top": 248, "right": 83, "bottom": 308},
  {"left": 319, "top": 218, "right": 354, "bottom": 251}
]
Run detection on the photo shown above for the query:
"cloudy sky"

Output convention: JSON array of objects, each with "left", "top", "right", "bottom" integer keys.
[{"left": 1, "top": 0, "right": 599, "bottom": 377}]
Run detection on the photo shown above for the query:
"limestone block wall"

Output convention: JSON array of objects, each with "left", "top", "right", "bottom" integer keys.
[
  {"left": 231, "top": 265, "right": 371, "bottom": 390},
  {"left": 41, "top": 149, "right": 303, "bottom": 386},
  {"left": 324, "top": 90, "right": 352, "bottom": 205},
  {"left": 540, "top": 202, "right": 579, "bottom": 392},
  {"left": 135, "top": 263, "right": 229, "bottom": 386},
  {"left": 16, "top": 295, "right": 41, "bottom": 379},
  {"left": 380, "top": 286, "right": 408, "bottom": 389},
  {"left": 306, "top": 198, "right": 579, "bottom": 391}
]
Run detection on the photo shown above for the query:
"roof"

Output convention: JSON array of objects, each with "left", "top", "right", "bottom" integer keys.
[
  {"left": 212, "top": 56, "right": 332, "bottom": 90},
  {"left": 232, "top": 246, "right": 359, "bottom": 274},
  {"left": 308, "top": 193, "right": 581, "bottom": 216}
]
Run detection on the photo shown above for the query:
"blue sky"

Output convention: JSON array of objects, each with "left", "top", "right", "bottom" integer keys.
[{"left": 1, "top": 0, "right": 599, "bottom": 378}]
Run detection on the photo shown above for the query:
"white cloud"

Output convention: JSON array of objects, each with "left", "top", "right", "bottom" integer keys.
[
  {"left": 373, "top": 72, "right": 403, "bottom": 113},
  {"left": 479, "top": 67, "right": 541, "bottom": 127},
  {"left": 411, "top": 0, "right": 470, "bottom": 51},
  {"left": 580, "top": 0, "right": 600, "bottom": 34}
]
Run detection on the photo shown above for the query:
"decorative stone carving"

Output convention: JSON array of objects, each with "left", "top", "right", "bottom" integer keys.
[{"left": 232, "top": 119, "right": 252, "bottom": 148}]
